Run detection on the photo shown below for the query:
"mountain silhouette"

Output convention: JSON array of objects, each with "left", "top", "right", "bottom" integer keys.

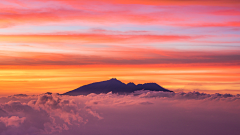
[{"left": 63, "top": 78, "right": 173, "bottom": 95}]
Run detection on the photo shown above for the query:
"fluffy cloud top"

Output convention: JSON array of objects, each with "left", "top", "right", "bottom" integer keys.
[{"left": 0, "top": 91, "right": 239, "bottom": 135}]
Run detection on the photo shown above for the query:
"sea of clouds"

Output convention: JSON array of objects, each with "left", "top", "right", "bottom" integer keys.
[{"left": 0, "top": 91, "right": 240, "bottom": 135}]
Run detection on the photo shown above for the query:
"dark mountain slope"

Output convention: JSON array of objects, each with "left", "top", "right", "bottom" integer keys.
[{"left": 63, "top": 78, "right": 173, "bottom": 96}]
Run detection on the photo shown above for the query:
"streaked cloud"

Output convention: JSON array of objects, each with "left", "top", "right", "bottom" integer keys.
[{"left": 0, "top": 0, "right": 239, "bottom": 95}]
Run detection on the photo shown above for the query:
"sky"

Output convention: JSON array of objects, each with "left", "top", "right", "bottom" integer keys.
[
  {"left": 0, "top": 0, "right": 240, "bottom": 95},
  {"left": 0, "top": 1, "right": 240, "bottom": 135}
]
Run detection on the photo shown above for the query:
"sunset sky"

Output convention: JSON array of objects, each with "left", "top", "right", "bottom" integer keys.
[
  {"left": 0, "top": 0, "right": 240, "bottom": 95},
  {"left": 0, "top": 1, "right": 240, "bottom": 135}
]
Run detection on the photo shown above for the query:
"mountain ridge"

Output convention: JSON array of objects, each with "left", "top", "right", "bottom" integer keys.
[{"left": 63, "top": 78, "right": 173, "bottom": 95}]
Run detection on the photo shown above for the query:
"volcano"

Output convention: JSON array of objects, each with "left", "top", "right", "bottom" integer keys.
[{"left": 63, "top": 78, "right": 173, "bottom": 95}]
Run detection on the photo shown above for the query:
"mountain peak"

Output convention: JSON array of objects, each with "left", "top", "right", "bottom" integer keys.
[
  {"left": 63, "top": 79, "right": 173, "bottom": 96},
  {"left": 108, "top": 78, "right": 122, "bottom": 82}
]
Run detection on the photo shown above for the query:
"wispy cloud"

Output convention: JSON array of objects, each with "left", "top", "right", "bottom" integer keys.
[
  {"left": 0, "top": 48, "right": 240, "bottom": 65},
  {"left": 0, "top": 0, "right": 239, "bottom": 95}
]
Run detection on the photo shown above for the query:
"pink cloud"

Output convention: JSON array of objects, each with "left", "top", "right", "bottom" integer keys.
[
  {"left": 0, "top": 92, "right": 240, "bottom": 135},
  {"left": 0, "top": 0, "right": 239, "bottom": 28},
  {"left": 0, "top": 47, "right": 240, "bottom": 66},
  {"left": 0, "top": 116, "right": 26, "bottom": 127}
]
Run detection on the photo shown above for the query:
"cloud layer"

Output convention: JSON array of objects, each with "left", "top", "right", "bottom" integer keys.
[{"left": 0, "top": 91, "right": 239, "bottom": 135}]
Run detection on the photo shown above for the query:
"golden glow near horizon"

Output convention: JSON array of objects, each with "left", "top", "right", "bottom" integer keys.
[{"left": 0, "top": 65, "right": 239, "bottom": 95}]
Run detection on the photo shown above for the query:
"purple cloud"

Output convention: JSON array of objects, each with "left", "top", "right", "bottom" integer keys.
[{"left": 0, "top": 92, "right": 239, "bottom": 135}]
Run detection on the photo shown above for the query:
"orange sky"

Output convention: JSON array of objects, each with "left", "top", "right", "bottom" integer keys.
[
  {"left": 0, "top": 0, "right": 239, "bottom": 95},
  {"left": 0, "top": 65, "right": 239, "bottom": 95}
]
